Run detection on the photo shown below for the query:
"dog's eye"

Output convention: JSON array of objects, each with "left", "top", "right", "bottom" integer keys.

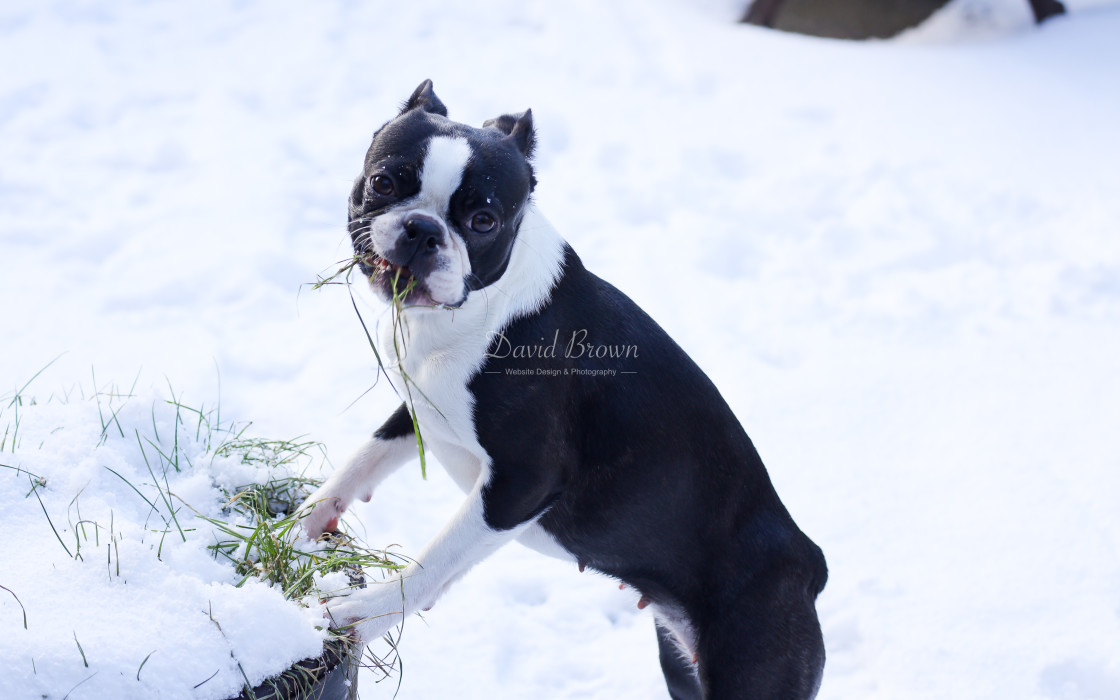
[
  {"left": 369, "top": 174, "right": 394, "bottom": 196},
  {"left": 470, "top": 212, "right": 497, "bottom": 234}
]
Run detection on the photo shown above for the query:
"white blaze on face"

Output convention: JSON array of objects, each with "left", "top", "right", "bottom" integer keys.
[
  {"left": 419, "top": 136, "right": 472, "bottom": 213},
  {"left": 365, "top": 135, "right": 475, "bottom": 306},
  {"left": 412, "top": 135, "right": 474, "bottom": 305}
]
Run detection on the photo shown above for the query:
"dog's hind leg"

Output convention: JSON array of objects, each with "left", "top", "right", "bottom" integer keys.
[
  {"left": 656, "top": 621, "right": 703, "bottom": 700},
  {"left": 698, "top": 574, "right": 825, "bottom": 700}
]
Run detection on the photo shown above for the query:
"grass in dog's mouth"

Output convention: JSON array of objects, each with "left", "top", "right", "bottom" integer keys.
[
  {"left": 368, "top": 253, "right": 412, "bottom": 282},
  {"left": 310, "top": 253, "right": 371, "bottom": 291},
  {"left": 308, "top": 252, "right": 437, "bottom": 479},
  {"left": 311, "top": 252, "right": 418, "bottom": 299}
]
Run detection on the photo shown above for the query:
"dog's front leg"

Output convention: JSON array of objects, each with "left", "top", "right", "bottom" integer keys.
[
  {"left": 299, "top": 403, "right": 416, "bottom": 540},
  {"left": 324, "top": 476, "right": 536, "bottom": 642}
]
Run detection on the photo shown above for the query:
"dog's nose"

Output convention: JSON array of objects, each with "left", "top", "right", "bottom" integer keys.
[{"left": 403, "top": 216, "right": 444, "bottom": 255}]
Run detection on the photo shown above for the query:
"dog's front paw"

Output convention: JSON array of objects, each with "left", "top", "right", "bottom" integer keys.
[
  {"left": 297, "top": 488, "right": 350, "bottom": 541},
  {"left": 324, "top": 592, "right": 405, "bottom": 643}
]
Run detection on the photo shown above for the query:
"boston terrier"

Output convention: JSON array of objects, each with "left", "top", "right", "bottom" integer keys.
[{"left": 299, "top": 80, "right": 827, "bottom": 699}]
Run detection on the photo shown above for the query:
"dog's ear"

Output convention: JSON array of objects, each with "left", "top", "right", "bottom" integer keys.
[
  {"left": 483, "top": 109, "right": 535, "bottom": 158},
  {"left": 401, "top": 79, "right": 448, "bottom": 117}
]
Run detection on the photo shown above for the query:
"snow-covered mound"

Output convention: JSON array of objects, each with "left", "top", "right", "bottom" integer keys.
[{"left": 0, "top": 385, "right": 337, "bottom": 700}]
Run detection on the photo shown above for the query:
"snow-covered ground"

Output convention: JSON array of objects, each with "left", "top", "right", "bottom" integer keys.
[
  {"left": 0, "top": 389, "right": 342, "bottom": 700},
  {"left": 2, "top": 0, "right": 1119, "bottom": 698}
]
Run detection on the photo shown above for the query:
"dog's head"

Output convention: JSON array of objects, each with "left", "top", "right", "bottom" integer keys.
[{"left": 348, "top": 80, "right": 537, "bottom": 308}]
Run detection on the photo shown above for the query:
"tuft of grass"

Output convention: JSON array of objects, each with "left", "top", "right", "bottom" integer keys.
[
  {"left": 90, "top": 367, "right": 141, "bottom": 447},
  {"left": 136, "top": 650, "right": 156, "bottom": 681},
  {"left": 1, "top": 584, "right": 27, "bottom": 629},
  {"left": 1, "top": 354, "right": 65, "bottom": 453},
  {"left": 109, "top": 510, "right": 120, "bottom": 580},
  {"left": 135, "top": 429, "right": 186, "bottom": 544},
  {"left": 200, "top": 445, "right": 403, "bottom": 602},
  {"left": 29, "top": 476, "right": 72, "bottom": 558},
  {"left": 73, "top": 631, "right": 88, "bottom": 668},
  {"left": 61, "top": 672, "right": 97, "bottom": 700},
  {"left": 103, "top": 466, "right": 173, "bottom": 538}
]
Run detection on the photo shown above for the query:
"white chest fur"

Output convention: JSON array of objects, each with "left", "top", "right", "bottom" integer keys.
[{"left": 378, "top": 205, "right": 566, "bottom": 484}]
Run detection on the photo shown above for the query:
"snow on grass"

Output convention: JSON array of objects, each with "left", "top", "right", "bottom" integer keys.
[{"left": 0, "top": 379, "right": 377, "bottom": 700}]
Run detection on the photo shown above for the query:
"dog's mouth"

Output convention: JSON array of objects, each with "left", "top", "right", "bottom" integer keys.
[
  {"left": 358, "top": 252, "right": 437, "bottom": 307},
  {"left": 365, "top": 253, "right": 408, "bottom": 282}
]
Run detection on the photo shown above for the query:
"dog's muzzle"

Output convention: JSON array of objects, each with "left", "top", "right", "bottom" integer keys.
[
  {"left": 359, "top": 213, "right": 468, "bottom": 308},
  {"left": 399, "top": 215, "right": 445, "bottom": 265}
]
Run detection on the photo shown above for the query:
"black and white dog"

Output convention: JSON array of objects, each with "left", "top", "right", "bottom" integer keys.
[{"left": 299, "top": 80, "right": 827, "bottom": 699}]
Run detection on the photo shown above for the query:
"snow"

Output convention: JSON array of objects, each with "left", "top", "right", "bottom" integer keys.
[
  {"left": 0, "top": 392, "right": 330, "bottom": 699},
  {"left": 2, "top": 0, "right": 1120, "bottom": 698}
]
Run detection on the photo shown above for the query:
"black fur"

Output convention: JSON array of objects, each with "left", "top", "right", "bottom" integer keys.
[
  {"left": 373, "top": 403, "right": 415, "bottom": 441},
  {"left": 400, "top": 78, "right": 448, "bottom": 117},
  {"left": 658, "top": 622, "right": 703, "bottom": 700},
  {"left": 468, "top": 247, "right": 827, "bottom": 697}
]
